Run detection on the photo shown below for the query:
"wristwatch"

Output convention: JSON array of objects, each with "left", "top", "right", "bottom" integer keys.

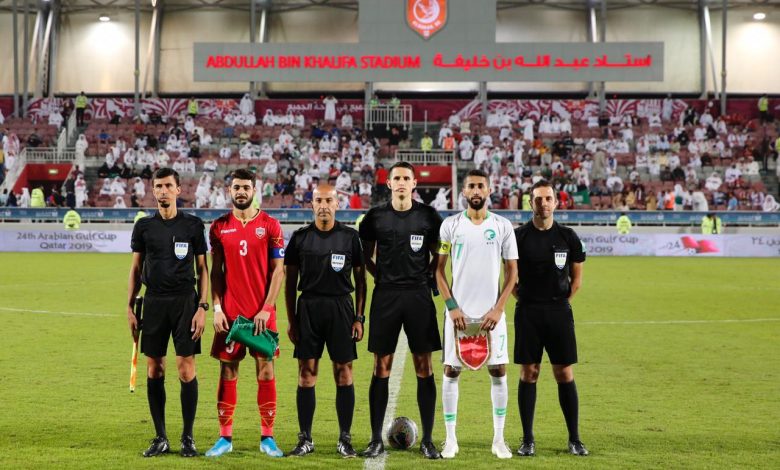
[
  {"left": 198, "top": 302, "right": 210, "bottom": 311},
  {"left": 355, "top": 315, "right": 365, "bottom": 324}
]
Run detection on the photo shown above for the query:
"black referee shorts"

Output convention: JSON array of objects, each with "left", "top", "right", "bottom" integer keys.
[
  {"left": 514, "top": 301, "right": 577, "bottom": 365},
  {"left": 368, "top": 286, "right": 442, "bottom": 356},
  {"left": 294, "top": 294, "right": 357, "bottom": 363},
  {"left": 141, "top": 292, "right": 201, "bottom": 358}
]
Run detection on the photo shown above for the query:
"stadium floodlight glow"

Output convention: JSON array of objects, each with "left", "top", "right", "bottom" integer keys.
[
  {"left": 98, "top": 14, "right": 110, "bottom": 22},
  {"left": 753, "top": 12, "right": 766, "bottom": 21}
]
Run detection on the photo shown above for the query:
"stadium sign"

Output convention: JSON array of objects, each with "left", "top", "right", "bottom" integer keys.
[{"left": 194, "top": 0, "right": 663, "bottom": 82}]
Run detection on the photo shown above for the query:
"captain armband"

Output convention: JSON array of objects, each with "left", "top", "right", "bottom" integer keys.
[{"left": 437, "top": 241, "right": 451, "bottom": 255}]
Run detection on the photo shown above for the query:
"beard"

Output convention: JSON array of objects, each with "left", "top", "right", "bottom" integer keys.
[
  {"left": 467, "top": 196, "right": 486, "bottom": 210},
  {"left": 159, "top": 200, "right": 171, "bottom": 208},
  {"left": 232, "top": 197, "right": 252, "bottom": 210}
]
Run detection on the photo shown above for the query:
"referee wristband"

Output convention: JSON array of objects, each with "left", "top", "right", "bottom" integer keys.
[{"left": 445, "top": 298, "right": 459, "bottom": 311}]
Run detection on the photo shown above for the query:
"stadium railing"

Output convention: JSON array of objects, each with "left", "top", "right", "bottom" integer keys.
[
  {"left": 366, "top": 104, "right": 412, "bottom": 130},
  {"left": 1, "top": 208, "right": 778, "bottom": 226},
  {"left": 394, "top": 149, "right": 455, "bottom": 165}
]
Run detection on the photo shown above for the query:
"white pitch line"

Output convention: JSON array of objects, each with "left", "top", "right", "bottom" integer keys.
[
  {"left": 364, "top": 334, "right": 409, "bottom": 470},
  {"left": 579, "top": 318, "right": 780, "bottom": 326},
  {"left": 0, "top": 306, "right": 116, "bottom": 318}
]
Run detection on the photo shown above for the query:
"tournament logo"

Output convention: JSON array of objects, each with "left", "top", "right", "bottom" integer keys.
[
  {"left": 410, "top": 234, "right": 424, "bottom": 252},
  {"left": 174, "top": 242, "right": 189, "bottom": 260},
  {"left": 331, "top": 254, "right": 346, "bottom": 272},
  {"left": 406, "top": 0, "right": 447, "bottom": 40},
  {"left": 255, "top": 227, "right": 266, "bottom": 239},
  {"left": 483, "top": 229, "right": 496, "bottom": 241},
  {"left": 554, "top": 251, "right": 567, "bottom": 269}
]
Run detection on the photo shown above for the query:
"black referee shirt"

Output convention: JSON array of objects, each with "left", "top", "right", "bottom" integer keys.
[
  {"left": 358, "top": 201, "right": 442, "bottom": 288},
  {"left": 515, "top": 221, "right": 586, "bottom": 304},
  {"left": 284, "top": 222, "right": 364, "bottom": 297},
  {"left": 131, "top": 212, "right": 207, "bottom": 295}
]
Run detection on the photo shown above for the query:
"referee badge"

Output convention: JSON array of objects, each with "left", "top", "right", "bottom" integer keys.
[
  {"left": 554, "top": 250, "right": 568, "bottom": 269},
  {"left": 174, "top": 242, "right": 189, "bottom": 260},
  {"left": 331, "top": 254, "right": 346, "bottom": 272},
  {"left": 255, "top": 227, "right": 266, "bottom": 239},
  {"left": 410, "top": 234, "right": 424, "bottom": 252}
]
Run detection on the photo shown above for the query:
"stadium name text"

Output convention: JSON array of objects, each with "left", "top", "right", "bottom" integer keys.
[
  {"left": 205, "top": 55, "right": 421, "bottom": 70},
  {"left": 203, "top": 53, "right": 653, "bottom": 71}
]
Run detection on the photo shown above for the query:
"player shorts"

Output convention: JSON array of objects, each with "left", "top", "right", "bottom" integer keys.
[
  {"left": 141, "top": 292, "right": 201, "bottom": 358},
  {"left": 293, "top": 294, "right": 357, "bottom": 363},
  {"left": 368, "top": 286, "right": 442, "bottom": 355},
  {"left": 210, "top": 312, "right": 280, "bottom": 362},
  {"left": 442, "top": 312, "right": 509, "bottom": 368},
  {"left": 514, "top": 301, "right": 578, "bottom": 365}
]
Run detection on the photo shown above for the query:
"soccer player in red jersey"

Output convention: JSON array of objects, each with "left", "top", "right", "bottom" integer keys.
[{"left": 205, "top": 168, "right": 286, "bottom": 458}]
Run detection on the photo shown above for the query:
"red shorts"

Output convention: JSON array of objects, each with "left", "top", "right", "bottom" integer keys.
[{"left": 210, "top": 313, "right": 281, "bottom": 362}]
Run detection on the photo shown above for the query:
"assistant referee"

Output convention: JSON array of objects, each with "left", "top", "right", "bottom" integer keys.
[
  {"left": 127, "top": 167, "right": 209, "bottom": 458},
  {"left": 284, "top": 184, "right": 366, "bottom": 458},
  {"left": 513, "top": 180, "right": 589, "bottom": 457}
]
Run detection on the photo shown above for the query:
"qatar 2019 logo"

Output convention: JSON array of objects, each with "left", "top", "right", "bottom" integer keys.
[{"left": 407, "top": 0, "right": 448, "bottom": 39}]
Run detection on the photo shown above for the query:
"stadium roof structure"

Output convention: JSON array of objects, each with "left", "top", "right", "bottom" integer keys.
[{"left": 1, "top": 0, "right": 780, "bottom": 14}]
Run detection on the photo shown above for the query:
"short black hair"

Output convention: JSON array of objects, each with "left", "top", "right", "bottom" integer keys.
[
  {"left": 388, "top": 161, "right": 416, "bottom": 178},
  {"left": 152, "top": 167, "right": 180, "bottom": 186},
  {"left": 530, "top": 179, "right": 556, "bottom": 197},
  {"left": 230, "top": 168, "right": 256, "bottom": 185},
  {"left": 463, "top": 169, "right": 489, "bottom": 183}
]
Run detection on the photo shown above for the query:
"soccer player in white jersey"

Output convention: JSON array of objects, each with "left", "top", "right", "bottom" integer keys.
[{"left": 435, "top": 169, "right": 519, "bottom": 459}]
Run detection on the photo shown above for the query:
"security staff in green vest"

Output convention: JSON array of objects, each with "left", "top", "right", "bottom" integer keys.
[
  {"left": 521, "top": 193, "right": 531, "bottom": 211},
  {"left": 188, "top": 97, "right": 199, "bottom": 117},
  {"left": 75, "top": 91, "right": 88, "bottom": 126},
  {"left": 758, "top": 94, "right": 770, "bottom": 123},
  {"left": 354, "top": 213, "right": 366, "bottom": 231},
  {"left": 389, "top": 95, "right": 400, "bottom": 108},
  {"left": 616, "top": 212, "right": 632, "bottom": 234},
  {"left": 133, "top": 209, "right": 148, "bottom": 224},
  {"left": 701, "top": 213, "right": 722, "bottom": 234},
  {"left": 369, "top": 94, "right": 380, "bottom": 108},
  {"left": 63, "top": 207, "right": 81, "bottom": 230},
  {"left": 31, "top": 186, "right": 46, "bottom": 208}
]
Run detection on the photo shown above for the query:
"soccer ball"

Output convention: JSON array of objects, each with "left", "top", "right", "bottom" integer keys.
[{"left": 386, "top": 416, "right": 418, "bottom": 450}]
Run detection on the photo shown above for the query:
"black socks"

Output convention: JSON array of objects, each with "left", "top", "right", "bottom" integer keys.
[
  {"left": 368, "top": 376, "right": 389, "bottom": 442},
  {"left": 180, "top": 377, "right": 198, "bottom": 438},
  {"left": 297, "top": 386, "right": 316, "bottom": 437},
  {"left": 147, "top": 377, "right": 167, "bottom": 438},
  {"left": 417, "top": 375, "right": 436, "bottom": 442},
  {"left": 519, "top": 380, "right": 537, "bottom": 443},
  {"left": 336, "top": 384, "right": 355, "bottom": 435},
  {"left": 557, "top": 381, "right": 580, "bottom": 442}
]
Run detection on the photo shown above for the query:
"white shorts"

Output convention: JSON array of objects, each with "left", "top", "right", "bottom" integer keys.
[{"left": 442, "top": 311, "right": 509, "bottom": 368}]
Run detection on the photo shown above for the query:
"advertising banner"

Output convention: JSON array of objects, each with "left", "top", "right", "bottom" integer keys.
[{"left": 0, "top": 230, "right": 131, "bottom": 253}]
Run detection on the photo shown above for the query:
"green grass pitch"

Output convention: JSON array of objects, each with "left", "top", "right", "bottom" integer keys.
[{"left": 0, "top": 253, "right": 778, "bottom": 469}]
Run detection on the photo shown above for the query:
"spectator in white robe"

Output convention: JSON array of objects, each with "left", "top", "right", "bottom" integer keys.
[
  {"left": 49, "top": 110, "right": 64, "bottom": 128},
  {"left": 560, "top": 118, "right": 572, "bottom": 135},
  {"left": 259, "top": 143, "right": 273, "bottom": 161},
  {"left": 211, "top": 186, "right": 227, "bottom": 209},
  {"left": 245, "top": 113, "right": 257, "bottom": 126},
  {"left": 19, "top": 188, "right": 30, "bottom": 207},
  {"left": 359, "top": 180, "right": 372, "bottom": 197},
  {"left": 341, "top": 113, "right": 353, "bottom": 129},
  {"left": 113, "top": 196, "right": 127, "bottom": 208},
  {"left": 438, "top": 125, "right": 453, "bottom": 147},
  {"left": 705, "top": 172, "right": 723, "bottom": 191},
  {"left": 323, "top": 95, "right": 338, "bottom": 122},
  {"left": 104, "top": 151, "right": 117, "bottom": 168},
  {"left": 0, "top": 108, "right": 4, "bottom": 125},
  {"left": 278, "top": 130, "right": 293, "bottom": 149},
  {"left": 224, "top": 111, "right": 237, "bottom": 128},
  {"left": 262, "top": 109, "right": 275, "bottom": 127},
  {"left": 691, "top": 189, "right": 709, "bottom": 212},
  {"left": 109, "top": 177, "right": 126, "bottom": 196},
  {"left": 184, "top": 116, "right": 195, "bottom": 134},
  {"left": 459, "top": 137, "right": 474, "bottom": 161},
  {"left": 662, "top": 95, "right": 674, "bottom": 121},
  {"left": 133, "top": 177, "right": 146, "bottom": 199},
  {"left": 202, "top": 156, "right": 218, "bottom": 173},
  {"left": 263, "top": 158, "right": 278, "bottom": 178},
  {"left": 138, "top": 108, "right": 150, "bottom": 124},
  {"left": 431, "top": 188, "right": 451, "bottom": 210},
  {"left": 239, "top": 93, "right": 253, "bottom": 116},
  {"left": 295, "top": 113, "right": 305, "bottom": 128},
  {"left": 335, "top": 171, "right": 352, "bottom": 192},
  {"left": 75, "top": 175, "right": 88, "bottom": 208},
  {"left": 538, "top": 115, "right": 552, "bottom": 134},
  {"left": 239, "top": 142, "right": 255, "bottom": 160},
  {"left": 499, "top": 125, "right": 512, "bottom": 143},
  {"left": 218, "top": 143, "right": 232, "bottom": 160},
  {"left": 647, "top": 113, "right": 662, "bottom": 128},
  {"left": 699, "top": 110, "right": 713, "bottom": 127},
  {"left": 75, "top": 134, "right": 89, "bottom": 159},
  {"left": 172, "top": 156, "right": 187, "bottom": 174},
  {"left": 166, "top": 134, "right": 180, "bottom": 152},
  {"left": 448, "top": 111, "right": 461, "bottom": 128},
  {"left": 724, "top": 164, "right": 741, "bottom": 185},
  {"left": 606, "top": 171, "right": 624, "bottom": 194},
  {"left": 550, "top": 116, "right": 561, "bottom": 134},
  {"left": 763, "top": 195, "right": 780, "bottom": 212},
  {"left": 586, "top": 115, "right": 599, "bottom": 128}
]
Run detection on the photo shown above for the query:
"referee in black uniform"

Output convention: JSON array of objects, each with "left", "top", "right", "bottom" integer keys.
[
  {"left": 514, "top": 179, "right": 588, "bottom": 457},
  {"left": 284, "top": 184, "right": 366, "bottom": 458},
  {"left": 127, "top": 167, "right": 209, "bottom": 458},
  {"left": 358, "top": 161, "right": 443, "bottom": 459}
]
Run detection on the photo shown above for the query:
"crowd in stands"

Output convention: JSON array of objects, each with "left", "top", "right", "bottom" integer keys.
[
  {"left": 1, "top": 96, "right": 779, "bottom": 212},
  {"left": 433, "top": 102, "right": 780, "bottom": 212}
]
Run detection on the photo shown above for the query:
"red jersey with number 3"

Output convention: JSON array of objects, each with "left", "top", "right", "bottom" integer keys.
[{"left": 209, "top": 211, "right": 285, "bottom": 321}]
